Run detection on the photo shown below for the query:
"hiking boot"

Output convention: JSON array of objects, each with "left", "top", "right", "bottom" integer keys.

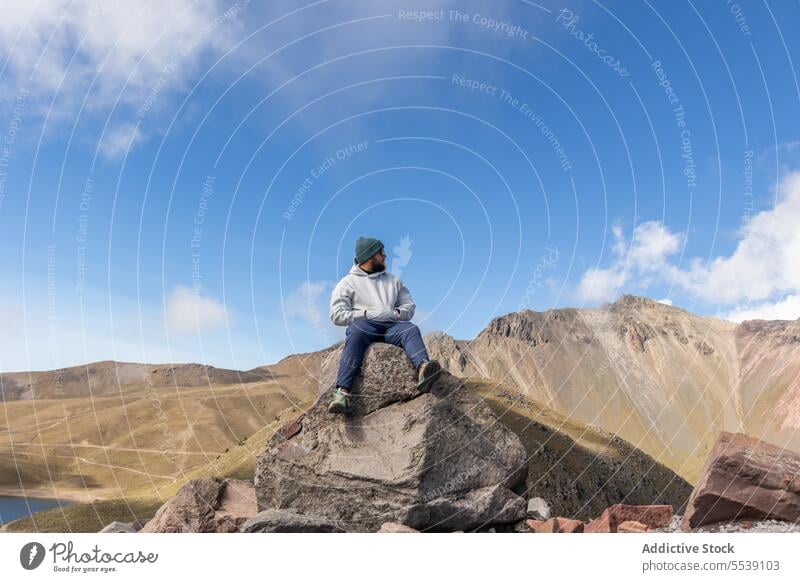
[
  {"left": 416, "top": 359, "right": 442, "bottom": 393},
  {"left": 328, "top": 387, "right": 351, "bottom": 414}
]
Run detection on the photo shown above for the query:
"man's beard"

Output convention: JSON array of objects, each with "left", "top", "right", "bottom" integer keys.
[{"left": 369, "top": 262, "right": 386, "bottom": 273}]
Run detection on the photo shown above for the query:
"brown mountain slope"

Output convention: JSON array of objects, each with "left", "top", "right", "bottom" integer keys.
[
  {"left": 426, "top": 294, "right": 799, "bottom": 483},
  {"left": 472, "top": 379, "right": 692, "bottom": 521},
  {"left": 734, "top": 319, "right": 800, "bottom": 450},
  {"left": 249, "top": 342, "right": 341, "bottom": 394},
  {"left": 0, "top": 360, "right": 317, "bottom": 502},
  {"left": 0, "top": 361, "right": 269, "bottom": 401}
]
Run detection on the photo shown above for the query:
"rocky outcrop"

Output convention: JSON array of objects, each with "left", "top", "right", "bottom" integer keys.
[
  {"left": 681, "top": 431, "right": 800, "bottom": 531},
  {"left": 139, "top": 477, "right": 256, "bottom": 533},
  {"left": 424, "top": 331, "right": 470, "bottom": 375},
  {"left": 424, "top": 295, "right": 749, "bottom": 485},
  {"left": 253, "top": 343, "right": 528, "bottom": 532}
]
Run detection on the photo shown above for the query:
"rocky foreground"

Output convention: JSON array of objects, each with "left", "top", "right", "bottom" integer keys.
[{"left": 102, "top": 345, "right": 800, "bottom": 534}]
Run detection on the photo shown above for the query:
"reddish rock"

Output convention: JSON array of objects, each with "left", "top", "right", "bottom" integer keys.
[
  {"left": 585, "top": 504, "right": 672, "bottom": 533},
  {"left": 556, "top": 518, "right": 584, "bottom": 533},
  {"left": 526, "top": 517, "right": 584, "bottom": 533},
  {"left": 681, "top": 431, "right": 800, "bottom": 531},
  {"left": 213, "top": 479, "right": 258, "bottom": 532},
  {"left": 525, "top": 519, "right": 546, "bottom": 532},
  {"left": 378, "top": 522, "right": 419, "bottom": 533},
  {"left": 140, "top": 477, "right": 256, "bottom": 533},
  {"left": 274, "top": 415, "right": 304, "bottom": 443},
  {"left": 617, "top": 520, "right": 649, "bottom": 533}
]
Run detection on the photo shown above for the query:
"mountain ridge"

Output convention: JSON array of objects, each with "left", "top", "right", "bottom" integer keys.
[
  {"left": 3, "top": 292, "right": 796, "bottom": 522},
  {"left": 424, "top": 295, "right": 800, "bottom": 483}
]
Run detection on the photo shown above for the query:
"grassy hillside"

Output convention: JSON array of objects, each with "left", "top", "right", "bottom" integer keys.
[
  {"left": 0, "top": 381, "right": 311, "bottom": 499},
  {"left": 1, "top": 354, "right": 322, "bottom": 533},
  {"left": 1, "top": 404, "right": 311, "bottom": 532},
  {"left": 4, "top": 376, "right": 692, "bottom": 531}
]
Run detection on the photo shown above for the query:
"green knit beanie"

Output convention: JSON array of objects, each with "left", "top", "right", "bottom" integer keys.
[{"left": 354, "top": 236, "right": 384, "bottom": 265}]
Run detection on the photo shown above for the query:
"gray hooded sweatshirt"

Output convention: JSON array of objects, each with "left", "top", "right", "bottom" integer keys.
[{"left": 329, "top": 264, "right": 416, "bottom": 326}]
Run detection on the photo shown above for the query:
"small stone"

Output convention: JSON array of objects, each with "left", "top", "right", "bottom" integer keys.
[
  {"left": 99, "top": 521, "right": 137, "bottom": 533},
  {"left": 526, "top": 517, "right": 584, "bottom": 533},
  {"left": 527, "top": 497, "right": 551, "bottom": 520}
]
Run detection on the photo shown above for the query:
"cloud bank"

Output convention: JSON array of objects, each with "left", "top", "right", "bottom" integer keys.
[{"left": 575, "top": 171, "right": 800, "bottom": 321}]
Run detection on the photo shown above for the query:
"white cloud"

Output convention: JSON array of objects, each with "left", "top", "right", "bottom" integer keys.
[
  {"left": 284, "top": 280, "right": 343, "bottom": 348},
  {"left": 668, "top": 171, "right": 800, "bottom": 303},
  {"left": 628, "top": 220, "right": 682, "bottom": 268},
  {"left": 656, "top": 298, "right": 673, "bottom": 306},
  {"left": 0, "top": 1, "right": 243, "bottom": 121},
  {"left": 165, "top": 285, "right": 228, "bottom": 333},
  {"left": 575, "top": 265, "right": 628, "bottom": 304},
  {"left": 724, "top": 294, "right": 800, "bottom": 322},
  {"left": 575, "top": 171, "right": 800, "bottom": 317},
  {"left": 575, "top": 220, "right": 682, "bottom": 303},
  {"left": 0, "top": 0, "right": 238, "bottom": 98},
  {"left": 99, "top": 122, "right": 141, "bottom": 159},
  {"left": 285, "top": 281, "right": 332, "bottom": 323}
]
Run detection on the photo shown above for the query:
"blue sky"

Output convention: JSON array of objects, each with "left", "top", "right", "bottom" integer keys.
[{"left": 1, "top": 0, "right": 799, "bottom": 372}]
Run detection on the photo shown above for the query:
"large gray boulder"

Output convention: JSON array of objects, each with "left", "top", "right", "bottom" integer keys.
[
  {"left": 253, "top": 343, "right": 528, "bottom": 532},
  {"left": 241, "top": 509, "right": 344, "bottom": 532}
]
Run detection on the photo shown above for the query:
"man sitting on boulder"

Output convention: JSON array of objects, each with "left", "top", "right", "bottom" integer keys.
[{"left": 328, "top": 236, "right": 442, "bottom": 414}]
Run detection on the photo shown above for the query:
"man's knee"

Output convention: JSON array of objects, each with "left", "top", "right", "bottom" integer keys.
[
  {"left": 386, "top": 321, "right": 420, "bottom": 342},
  {"left": 345, "top": 322, "right": 369, "bottom": 340},
  {"left": 396, "top": 321, "right": 420, "bottom": 335},
  {"left": 342, "top": 323, "right": 376, "bottom": 360}
]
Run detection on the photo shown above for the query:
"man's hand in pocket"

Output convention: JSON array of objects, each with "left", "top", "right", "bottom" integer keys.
[{"left": 368, "top": 309, "right": 400, "bottom": 322}]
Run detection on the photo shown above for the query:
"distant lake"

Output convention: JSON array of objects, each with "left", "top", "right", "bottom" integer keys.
[{"left": 0, "top": 496, "right": 73, "bottom": 525}]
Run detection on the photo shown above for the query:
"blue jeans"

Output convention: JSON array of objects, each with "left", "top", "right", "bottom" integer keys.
[{"left": 336, "top": 319, "right": 430, "bottom": 389}]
